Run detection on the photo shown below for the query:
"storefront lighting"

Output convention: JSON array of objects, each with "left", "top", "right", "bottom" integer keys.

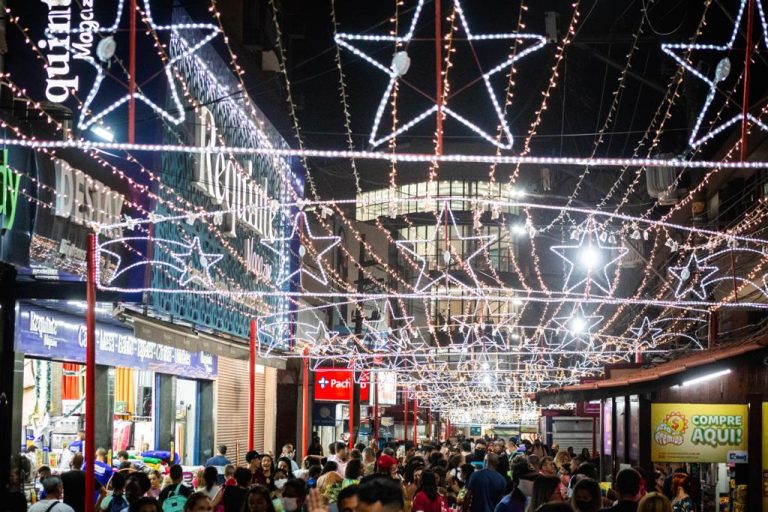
[{"left": 676, "top": 369, "right": 731, "bottom": 388}]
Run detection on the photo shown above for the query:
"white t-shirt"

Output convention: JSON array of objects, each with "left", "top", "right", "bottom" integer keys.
[{"left": 29, "top": 500, "right": 75, "bottom": 512}]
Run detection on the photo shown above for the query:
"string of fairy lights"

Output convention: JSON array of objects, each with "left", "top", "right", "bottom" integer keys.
[{"left": 5, "top": 0, "right": 768, "bottom": 424}]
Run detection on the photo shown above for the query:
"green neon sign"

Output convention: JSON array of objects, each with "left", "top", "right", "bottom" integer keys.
[{"left": 1, "top": 149, "right": 21, "bottom": 231}]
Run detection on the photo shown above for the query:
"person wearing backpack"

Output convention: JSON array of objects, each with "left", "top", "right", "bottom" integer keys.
[
  {"left": 159, "top": 465, "right": 193, "bottom": 512},
  {"left": 99, "top": 472, "right": 129, "bottom": 512},
  {"left": 28, "top": 476, "right": 75, "bottom": 512}
]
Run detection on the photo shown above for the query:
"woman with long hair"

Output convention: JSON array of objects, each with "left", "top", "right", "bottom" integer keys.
[
  {"left": 316, "top": 461, "right": 343, "bottom": 504},
  {"left": 412, "top": 470, "right": 445, "bottom": 512},
  {"left": 403, "top": 460, "right": 425, "bottom": 512},
  {"left": 252, "top": 454, "right": 276, "bottom": 491},
  {"left": 342, "top": 459, "right": 363, "bottom": 488},
  {"left": 670, "top": 474, "right": 694, "bottom": 512},
  {"left": 241, "top": 485, "right": 275, "bottom": 512},
  {"left": 201, "top": 466, "right": 221, "bottom": 499},
  {"left": 570, "top": 478, "right": 601, "bottom": 512},
  {"left": 527, "top": 475, "right": 566, "bottom": 512},
  {"left": 276, "top": 457, "right": 295, "bottom": 481},
  {"left": 638, "top": 492, "right": 673, "bottom": 512}
]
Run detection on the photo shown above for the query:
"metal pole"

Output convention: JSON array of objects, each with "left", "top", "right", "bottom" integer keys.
[
  {"left": 302, "top": 348, "right": 309, "bottom": 460},
  {"left": 404, "top": 388, "right": 408, "bottom": 443},
  {"left": 427, "top": 407, "right": 431, "bottom": 441},
  {"left": 249, "top": 319, "right": 256, "bottom": 452},
  {"left": 128, "top": 0, "right": 136, "bottom": 143},
  {"left": 84, "top": 233, "right": 96, "bottom": 512},
  {"left": 741, "top": 0, "right": 755, "bottom": 162}
]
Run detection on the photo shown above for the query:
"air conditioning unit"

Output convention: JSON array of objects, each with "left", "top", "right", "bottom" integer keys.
[{"left": 646, "top": 161, "right": 679, "bottom": 205}]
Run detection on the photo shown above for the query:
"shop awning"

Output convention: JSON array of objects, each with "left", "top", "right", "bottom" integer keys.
[{"left": 535, "top": 338, "right": 768, "bottom": 405}]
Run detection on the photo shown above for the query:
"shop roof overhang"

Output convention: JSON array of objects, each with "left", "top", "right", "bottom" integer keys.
[{"left": 534, "top": 338, "right": 768, "bottom": 406}]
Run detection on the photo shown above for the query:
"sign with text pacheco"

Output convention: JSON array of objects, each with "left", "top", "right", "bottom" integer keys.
[{"left": 651, "top": 403, "right": 748, "bottom": 463}]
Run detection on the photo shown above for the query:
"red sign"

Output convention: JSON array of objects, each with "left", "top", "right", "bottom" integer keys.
[{"left": 314, "top": 369, "right": 369, "bottom": 402}]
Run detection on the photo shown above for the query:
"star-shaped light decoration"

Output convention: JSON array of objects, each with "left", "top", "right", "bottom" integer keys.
[
  {"left": 170, "top": 236, "right": 223, "bottom": 287},
  {"left": 661, "top": 0, "right": 768, "bottom": 148},
  {"left": 47, "top": 0, "right": 219, "bottom": 131},
  {"left": 396, "top": 202, "right": 497, "bottom": 294},
  {"left": 261, "top": 211, "right": 341, "bottom": 287},
  {"left": 629, "top": 316, "right": 663, "bottom": 349},
  {"left": 550, "top": 219, "right": 627, "bottom": 296},
  {"left": 668, "top": 253, "right": 718, "bottom": 300},
  {"left": 334, "top": 0, "right": 547, "bottom": 149},
  {"left": 362, "top": 300, "right": 416, "bottom": 352},
  {"left": 552, "top": 303, "right": 604, "bottom": 350}
]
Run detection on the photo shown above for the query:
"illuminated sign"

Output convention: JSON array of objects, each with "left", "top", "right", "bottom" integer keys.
[
  {"left": 314, "top": 369, "right": 369, "bottom": 402},
  {"left": 651, "top": 403, "right": 748, "bottom": 463},
  {"left": 0, "top": 150, "right": 20, "bottom": 231}
]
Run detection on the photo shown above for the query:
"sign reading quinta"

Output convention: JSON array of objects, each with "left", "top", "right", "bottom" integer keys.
[{"left": 651, "top": 403, "right": 748, "bottom": 463}]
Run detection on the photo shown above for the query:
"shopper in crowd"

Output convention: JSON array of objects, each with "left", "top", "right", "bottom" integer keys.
[
  {"left": 125, "top": 472, "right": 152, "bottom": 509},
  {"left": 531, "top": 440, "right": 549, "bottom": 460},
  {"left": 527, "top": 475, "right": 565, "bottom": 512},
  {"left": 600, "top": 468, "right": 641, "bottom": 512},
  {"left": 36, "top": 466, "right": 52, "bottom": 500},
  {"left": 116, "top": 451, "right": 130, "bottom": 466},
  {"left": 539, "top": 458, "right": 557, "bottom": 477},
  {"left": 570, "top": 479, "right": 602, "bottom": 512},
  {"left": 276, "top": 457, "right": 296, "bottom": 481},
  {"left": 212, "top": 467, "right": 251, "bottom": 512},
  {"left": 199, "top": 467, "right": 220, "bottom": 500},
  {"left": 411, "top": 470, "right": 445, "bottom": 512},
  {"left": 94, "top": 448, "right": 114, "bottom": 488},
  {"left": 359, "top": 455, "right": 400, "bottom": 485},
  {"left": 402, "top": 459, "right": 425, "bottom": 511},
  {"left": 637, "top": 493, "right": 672, "bottom": 512},
  {"left": 327, "top": 442, "right": 349, "bottom": 477},
  {"left": 183, "top": 492, "right": 212, "bottom": 512},
  {"left": 465, "top": 453, "right": 508, "bottom": 512},
  {"left": 652, "top": 472, "right": 665, "bottom": 495},
  {"left": 357, "top": 478, "right": 405, "bottom": 511},
  {"left": 362, "top": 448, "right": 376, "bottom": 476},
  {"left": 332, "top": 484, "right": 359, "bottom": 512},
  {"left": 306, "top": 465, "right": 323, "bottom": 489},
  {"left": 535, "top": 504, "right": 575, "bottom": 512},
  {"left": 240, "top": 485, "right": 274, "bottom": 512},
  {"left": 128, "top": 496, "right": 161, "bottom": 512},
  {"left": 28, "top": 476, "right": 75, "bottom": 512},
  {"left": 148, "top": 470, "right": 163, "bottom": 499},
  {"left": 252, "top": 454, "right": 276, "bottom": 491},
  {"left": 306, "top": 436, "right": 324, "bottom": 466},
  {"left": 61, "top": 453, "right": 105, "bottom": 512},
  {"left": 159, "top": 465, "right": 193, "bottom": 508},
  {"left": 245, "top": 451, "right": 261, "bottom": 486},
  {"left": 669, "top": 475, "right": 694, "bottom": 512},
  {"left": 205, "top": 445, "right": 230, "bottom": 485},
  {"left": 280, "top": 444, "right": 300, "bottom": 473},
  {"left": 281, "top": 479, "right": 308, "bottom": 512},
  {"left": 496, "top": 459, "right": 539, "bottom": 512},
  {"left": 342, "top": 459, "right": 363, "bottom": 488},
  {"left": 99, "top": 471, "right": 128, "bottom": 512}
]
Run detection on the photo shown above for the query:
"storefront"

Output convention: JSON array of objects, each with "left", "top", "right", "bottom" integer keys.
[
  {"left": 15, "top": 301, "right": 217, "bottom": 468},
  {"left": 536, "top": 340, "right": 768, "bottom": 512}
]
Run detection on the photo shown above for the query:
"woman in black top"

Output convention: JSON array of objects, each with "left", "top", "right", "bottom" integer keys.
[{"left": 213, "top": 467, "right": 251, "bottom": 512}]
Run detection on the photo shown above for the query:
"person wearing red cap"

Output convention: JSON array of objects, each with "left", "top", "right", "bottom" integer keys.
[{"left": 359, "top": 454, "right": 401, "bottom": 485}]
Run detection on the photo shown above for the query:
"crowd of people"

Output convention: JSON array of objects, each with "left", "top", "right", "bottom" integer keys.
[{"left": 8, "top": 435, "right": 701, "bottom": 512}]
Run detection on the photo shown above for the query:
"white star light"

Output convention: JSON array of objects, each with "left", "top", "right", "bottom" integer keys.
[
  {"left": 396, "top": 202, "right": 497, "bottom": 293},
  {"left": 550, "top": 219, "right": 627, "bottom": 295},
  {"left": 362, "top": 300, "right": 416, "bottom": 352},
  {"left": 48, "top": 0, "right": 219, "bottom": 131},
  {"left": 668, "top": 253, "right": 718, "bottom": 300},
  {"left": 261, "top": 211, "right": 341, "bottom": 287},
  {"left": 661, "top": 0, "right": 768, "bottom": 148},
  {"left": 629, "top": 316, "right": 663, "bottom": 348},
  {"left": 552, "top": 303, "right": 603, "bottom": 350},
  {"left": 170, "top": 236, "right": 223, "bottom": 287},
  {"left": 334, "top": 0, "right": 547, "bottom": 149}
]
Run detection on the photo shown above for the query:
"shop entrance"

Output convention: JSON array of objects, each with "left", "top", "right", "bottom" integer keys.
[{"left": 175, "top": 379, "right": 198, "bottom": 466}]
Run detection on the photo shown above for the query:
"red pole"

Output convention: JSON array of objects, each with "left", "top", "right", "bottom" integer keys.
[
  {"left": 84, "top": 233, "right": 96, "bottom": 512},
  {"left": 128, "top": 0, "right": 136, "bottom": 143},
  {"left": 373, "top": 372, "right": 379, "bottom": 449},
  {"left": 404, "top": 388, "right": 408, "bottom": 443},
  {"left": 348, "top": 370, "right": 354, "bottom": 449},
  {"left": 248, "top": 319, "right": 256, "bottom": 452},
  {"left": 301, "top": 348, "right": 309, "bottom": 460},
  {"left": 413, "top": 398, "right": 418, "bottom": 445},
  {"left": 427, "top": 407, "right": 431, "bottom": 441},
  {"left": 434, "top": 0, "right": 443, "bottom": 155},
  {"left": 741, "top": 0, "right": 754, "bottom": 162}
]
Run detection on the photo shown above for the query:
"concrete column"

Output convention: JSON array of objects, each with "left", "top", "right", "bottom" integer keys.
[
  {"left": 155, "top": 374, "right": 176, "bottom": 453},
  {"left": 197, "top": 380, "right": 214, "bottom": 464}
]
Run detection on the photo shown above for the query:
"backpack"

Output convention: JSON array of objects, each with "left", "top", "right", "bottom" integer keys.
[
  {"left": 162, "top": 484, "right": 187, "bottom": 512},
  {"left": 107, "top": 494, "right": 129, "bottom": 512}
]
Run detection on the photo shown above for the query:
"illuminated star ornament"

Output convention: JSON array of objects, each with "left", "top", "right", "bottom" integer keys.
[
  {"left": 261, "top": 211, "right": 341, "bottom": 287},
  {"left": 629, "top": 316, "right": 663, "bottom": 346},
  {"left": 396, "top": 202, "right": 497, "bottom": 293},
  {"left": 552, "top": 303, "right": 603, "bottom": 349},
  {"left": 550, "top": 219, "right": 627, "bottom": 295},
  {"left": 661, "top": 0, "right": 768, "bottom": 148},
  {"left": 668, "top": 253, "right": 718, "bottom": 300},
  {"left": 47, "top": 0, "right": 219, "bottom": 131},
  {"left": 334, "top": 0, "right": 547, "bottom": 149},
  {"left": 170, "top": 236, "right": 223, "bottom": 287}
]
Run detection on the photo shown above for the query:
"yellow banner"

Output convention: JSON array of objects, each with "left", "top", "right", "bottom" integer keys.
[{"left": 651, "top": 403, "right": 748, "bottom": 463}]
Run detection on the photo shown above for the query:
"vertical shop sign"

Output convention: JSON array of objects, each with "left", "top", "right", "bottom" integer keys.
[{"left": 0, "top": 150, "right": 21, "bottom": 231}]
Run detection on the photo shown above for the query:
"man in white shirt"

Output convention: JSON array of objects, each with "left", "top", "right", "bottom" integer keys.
[
  {"left": 29, "top": 476, "right": 75, "bottom": 512},
  {"left": 327, "top": 441, "right": 348, "bottom": 476}
]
